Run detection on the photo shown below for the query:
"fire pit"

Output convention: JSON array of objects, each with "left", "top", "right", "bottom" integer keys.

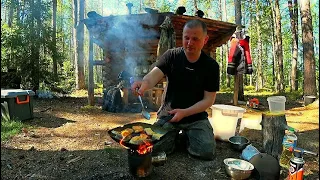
[{"left": 108, "top": 122, "right": 168, "bottom": 178}]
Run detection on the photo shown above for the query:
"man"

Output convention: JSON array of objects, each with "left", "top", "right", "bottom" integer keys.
[{"left": 131, "top": 19, "right": 220, "bottom": 160}]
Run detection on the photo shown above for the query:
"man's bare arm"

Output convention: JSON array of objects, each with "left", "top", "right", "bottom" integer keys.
[
  {"left": 184, "top": 91, "right": 216, "bottom": 117},
  {"left": 133, "top": 67, "right": 164, "bottom": 95}
]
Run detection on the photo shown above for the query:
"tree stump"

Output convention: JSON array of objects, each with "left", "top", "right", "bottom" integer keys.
[{"left": 260, "top": 112, "right": 287, "bottom": 159}]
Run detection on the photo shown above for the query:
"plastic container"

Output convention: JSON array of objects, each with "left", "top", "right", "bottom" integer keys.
[
  {"left": 279, "top": 130, "right": 297, "bottom": 168},
  {"left": 304, "top": 95, "right": 316, "bottom": 106},
  {"left": 267, "top": 96, "right": 286, "bottom": 113},
  {"left": 241, "top": 144, "right": 260, "bottom": 161},
  {"left": 209, "top": 104, "right": 246, "bottom": 141},
  {"left": 1, "top": 89, "right": 35, "bottom": 121}
]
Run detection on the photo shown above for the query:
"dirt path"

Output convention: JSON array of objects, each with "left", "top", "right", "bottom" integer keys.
[{"left": 1, "top": 97, "right": 319, "bottom": 180}]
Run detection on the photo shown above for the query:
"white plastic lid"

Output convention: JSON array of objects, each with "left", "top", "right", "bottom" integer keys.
[
  {"left": 267, "top": 96, "right": 286, "bottom": 102},
  {"left": 211, "top": 104, "right": 246, "bottom": 116}
]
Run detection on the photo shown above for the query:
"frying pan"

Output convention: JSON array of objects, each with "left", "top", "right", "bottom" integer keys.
[{"left": 108, "top": 122, "right": 169, "bottom": 150}]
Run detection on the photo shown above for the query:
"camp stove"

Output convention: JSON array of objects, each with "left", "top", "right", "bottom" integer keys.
[
  {"left": 127, "top": 149, "right": 153, "bottom": 177},
  {"left": 108, "top": 122, "right": 168, "bottom": 178},
  {"left": 127, "top": 147, "right": 167, "bottom": 177}
]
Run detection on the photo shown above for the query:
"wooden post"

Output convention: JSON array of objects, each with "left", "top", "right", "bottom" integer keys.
[
  {"left": 122, "top": 88, "right": 129, "bottom": 106},
  {"left": 233, "top": 74, "right": 240, "bottom": 105},
  {"left": 260, "top": 112, "right": 287, "bottom": 159},
  {"left": 154, "top": 87, "right": 164, "bottom": 109},
  {"left": 88, "top": 33, "right": 94, "bottom": 106}
]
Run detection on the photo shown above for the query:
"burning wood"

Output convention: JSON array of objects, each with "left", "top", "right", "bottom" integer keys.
[{"left": 137, "top": 141, "right": 153, "bottom": 155}]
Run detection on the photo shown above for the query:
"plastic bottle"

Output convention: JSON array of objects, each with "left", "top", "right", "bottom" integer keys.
[{"left": 279, "top": 129, "right": 298, "bottom": 168}]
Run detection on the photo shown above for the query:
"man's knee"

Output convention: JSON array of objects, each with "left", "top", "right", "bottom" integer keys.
[{"left": 188, "top": 139, "right": 216, "bottom": 160}]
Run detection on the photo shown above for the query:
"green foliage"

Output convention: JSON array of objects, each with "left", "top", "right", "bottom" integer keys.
[
  {"left": 1, "top": 118, "right": 27, "bottom": 141},
  {"left": 80, "top": 105, "right": 101, "bottom": 112},
  {"left": 244, "top": 85, "right": 255, "bottom": 91},
  {"left": 1, "top": 0, "right": 70, "bottom": 91},
  {"left": 219, "top": 86, "right": 234, "bottom": 93}
]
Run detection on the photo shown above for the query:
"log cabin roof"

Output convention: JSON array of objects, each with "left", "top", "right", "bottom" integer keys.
[{"left": 83, "top": 12, "right": 237, "bottom": 51}]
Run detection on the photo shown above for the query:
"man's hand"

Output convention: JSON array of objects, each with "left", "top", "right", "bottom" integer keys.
[
  {"left": 131, "top": 67, "right": 165, "bottom": 96},
  {"left": 131, "top": 81, "right": 143, "bottom": 96},
  {"left": 168, "top": 109, "right": 188, "bottom": 123}
]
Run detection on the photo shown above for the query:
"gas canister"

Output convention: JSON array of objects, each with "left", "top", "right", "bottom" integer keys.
[{"left": 288, "top": 151, "right": 305, "bottom": 180}]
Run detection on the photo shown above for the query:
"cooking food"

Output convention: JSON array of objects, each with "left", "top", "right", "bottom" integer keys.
[
  {"left": 111, "top": 125, "right": 165, "bottom": 145},
  {"left": 144, "top": 128, "right": 155, "bottom": 135},
  {"left": 129, "top": 134, "right": 151, "bottom": 145},
  {"left": 121, "top": 128, "right": 134, "bottom": 137},
  {"left": 132, "top": 125, "right": 144, "bottom": 133}
]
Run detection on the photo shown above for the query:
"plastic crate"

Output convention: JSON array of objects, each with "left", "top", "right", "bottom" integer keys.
[{"left": 1, "top": 89, "right": 35, "bottom": 121}]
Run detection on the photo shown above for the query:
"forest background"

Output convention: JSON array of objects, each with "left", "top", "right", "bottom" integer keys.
[{"left": 1, "top": 0, "right": 319, "bottom": 100}]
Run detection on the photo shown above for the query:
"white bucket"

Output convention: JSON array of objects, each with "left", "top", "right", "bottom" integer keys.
[
  {"left": 267, "top": 96, "right": 286, "bottom": 113},
  {"left": 209, "top": 104, "right": 246, "bottom": 141}
]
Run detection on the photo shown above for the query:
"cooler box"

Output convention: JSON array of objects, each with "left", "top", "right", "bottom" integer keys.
[
  {"left": 1, "top": 89, "right": 35, "bottom": 121},
  {"left": 209, "top": 104, "right": 246, "bottom": 141}
]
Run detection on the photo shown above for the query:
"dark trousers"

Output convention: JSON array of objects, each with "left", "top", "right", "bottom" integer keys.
[{"left": 153, "top": 119, "right": 216, "bottom": 160}]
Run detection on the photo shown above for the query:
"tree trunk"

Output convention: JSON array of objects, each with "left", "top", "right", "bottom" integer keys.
[
  {"left": 52, "top": 0, "right": 58, "bottom": 79},
  {"left": 269, "top": 2, "right": 277, "bottom": 89},
  {"left": 76, "top": 0, "right": 85, "bottom": 89},
  {"left": 193, "top": 0, "right": 198, "bottom": 11},
  {"left": 274, "top": 0, "right": 285, "bottom": 92},
  {"left": 218, "top": 0, "right": 225, "bottom": 86},
  {"left": 261, "top": 113, "right": 287, "bottom": 159},
  {"left": 255, "top": 0, "right": 263, "bottom": 91},
  {"left": 234, "top": 0, "right": 244, "bottom": 101},
  {"left": 88, "top": 33, "right": 94, "bottom": 105},
  {"left": 8, "top": 0, "right": 14, "bottom": 27},
  {"left": 289, "top": 0, "right": 299, "bottom": 92},
  {"left": 300, "top": 0, "right": 317, "bottom": 96},
  {"left": 223, "top": 0, "right": 230, "bottom": 88},
  {"left": 16, "top": 0, "right": 20, "bottom": 25},
  {"left": 73, "top": 0, "right": 79, "bottom": 86}
]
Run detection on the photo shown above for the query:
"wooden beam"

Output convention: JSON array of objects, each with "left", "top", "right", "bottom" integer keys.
[
  {"left": 233, "top": 74, "right": 240, "bottom": 105},
  {"left": 88, "top": 33, "right": 94, "bottom": 106}
]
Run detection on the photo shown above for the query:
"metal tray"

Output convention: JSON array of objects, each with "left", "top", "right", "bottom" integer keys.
[{"left": 108, "top": 122, "right": 169, "bottom": 150}]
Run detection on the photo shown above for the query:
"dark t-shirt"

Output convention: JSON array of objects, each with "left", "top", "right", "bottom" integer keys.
[{"left": 156, "top": 47, "right": 220, "bottom": 123}]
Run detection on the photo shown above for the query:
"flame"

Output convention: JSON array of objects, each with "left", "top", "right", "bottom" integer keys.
[
  {"left": 137, "top": 141, "right": 153, "bottom": 155},
  {"left": 119, "top": 130, "right": 153, "bottom": 154},
  {"left": 119, "top": 131, "right": 129, "bottom": 149}
]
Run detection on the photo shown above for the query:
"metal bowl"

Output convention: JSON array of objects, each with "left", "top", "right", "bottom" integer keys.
[
  {"left": 224, "top": 158, "right": 254, "bottom": 179},
  {"left": 228, "top": 136, "right": 250, "bottom": 151}
]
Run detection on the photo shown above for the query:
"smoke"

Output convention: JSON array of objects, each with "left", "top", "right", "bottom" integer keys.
[{"left": 103, "top": 14, "right": 158, "bottom": 73}]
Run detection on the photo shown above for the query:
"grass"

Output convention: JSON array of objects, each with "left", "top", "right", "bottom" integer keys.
[{"left": 1, "top": 118, "right": 29, "bottom": 141}]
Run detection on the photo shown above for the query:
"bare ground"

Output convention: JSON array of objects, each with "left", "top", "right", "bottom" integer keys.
[{"left": 1, "top": 94, "right": 319, "bottom": 180}]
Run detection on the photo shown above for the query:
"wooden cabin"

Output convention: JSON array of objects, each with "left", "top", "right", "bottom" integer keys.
[{"left": 83, "top": 12, "right": 237, "bottom": 109}]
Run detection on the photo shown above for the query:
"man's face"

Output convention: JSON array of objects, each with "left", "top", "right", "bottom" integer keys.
[{"left": 182, "top": 26, "right": 209, "bottom": 55}]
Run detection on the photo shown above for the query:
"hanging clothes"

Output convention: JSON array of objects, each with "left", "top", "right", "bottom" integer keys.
[
  {"left": 227, "top": 36, "right": 245, "bottom": 75},
  {"left": 227, "top": 35, "right": 253, "bottom": 75},
  {"left": 239, "top": 36, "right": 253, "bottom": 74}
]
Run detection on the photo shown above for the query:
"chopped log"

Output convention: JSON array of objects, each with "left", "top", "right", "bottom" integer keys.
[{"left": 260, "top": 112, "right": 287, "bottom": 159}]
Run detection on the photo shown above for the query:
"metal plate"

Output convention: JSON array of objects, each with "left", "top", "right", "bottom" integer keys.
[{"left": 108, "top": 122, "right": 169, "bottom": 150}]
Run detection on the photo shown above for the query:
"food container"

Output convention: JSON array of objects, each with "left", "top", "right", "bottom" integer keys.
[
  {"left": 267, "top": 96, "right": 286, "bottom": 113},
  {"left": 209, "top": 104, "right": 245, "bottom": 141},
  {"left": 228, "top": 136, "right": 250, "bottom": 151},
  {"left": 224, "top": 158, "right": 254, "bottom": 179}
]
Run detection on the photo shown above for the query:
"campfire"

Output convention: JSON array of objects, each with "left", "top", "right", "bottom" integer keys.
[{"left": 108, "top": 122, "right": 168, "bottom": 178}]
